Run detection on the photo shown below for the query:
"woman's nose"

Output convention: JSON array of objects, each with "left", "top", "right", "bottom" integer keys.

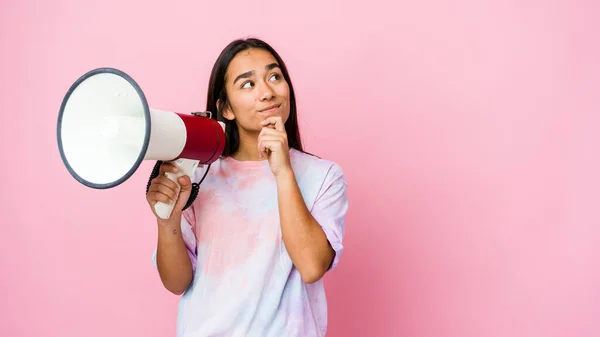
[{"left": 258, "top": 82, "right": 275, "bottom": 101}]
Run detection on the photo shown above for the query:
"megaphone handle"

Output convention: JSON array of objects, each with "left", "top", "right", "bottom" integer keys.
[{"left": 154, "top": 158, "right": 200, "bottom": 220}]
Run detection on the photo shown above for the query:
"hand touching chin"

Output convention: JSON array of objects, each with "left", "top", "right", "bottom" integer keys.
[{"left": 258, "top": 116, "right": 292, "bottom": 178}]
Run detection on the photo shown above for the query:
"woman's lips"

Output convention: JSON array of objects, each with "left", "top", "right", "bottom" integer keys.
[{"left": 259, "top": 104, "right": 280, "bottom": 113}]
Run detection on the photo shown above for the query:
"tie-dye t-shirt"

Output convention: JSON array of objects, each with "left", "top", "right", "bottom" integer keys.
[{"left": 152, "top": 148, "right": 348, "bottom": 337}]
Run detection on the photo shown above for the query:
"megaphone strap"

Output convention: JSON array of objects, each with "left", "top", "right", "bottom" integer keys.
[{"left": 145, "top": 160, "right": 210, "bottom": 211}]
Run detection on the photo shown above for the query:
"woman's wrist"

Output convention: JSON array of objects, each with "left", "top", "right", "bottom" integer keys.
[
  {"left": 274, "top": 167, "right": 295, "bottom": 184},
  {"left": 157, "top": 213, "right": 182, "bottom": 234}
]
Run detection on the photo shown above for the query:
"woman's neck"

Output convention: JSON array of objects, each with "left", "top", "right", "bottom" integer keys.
[{"left": 230, "top": 130, "right": 264, "bottom": 161}]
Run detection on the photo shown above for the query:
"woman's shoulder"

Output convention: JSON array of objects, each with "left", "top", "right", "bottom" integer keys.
[{"left": 290, "top": 149, "right": 346, "bottom": 183}]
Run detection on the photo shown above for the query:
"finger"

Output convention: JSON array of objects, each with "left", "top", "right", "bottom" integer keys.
[
  {"left": 174, "top": 175, "right": 193, "bottom": 211},
  {"left": 261, "top": 116, "right": 284, "bottom": 132},
  {"left": 159, "top": 162, "right": 178, "bottom": 175},
  {"left": 258, "top": 135, "right": 284, "bottom": 143},
  {"left": 149, "top": 183, "right": 179, "bottom": 203},
  {"left": 148, "top": 190, "right": 176, "bottom": 205},
  {"left": 154, "top": 182, "right": 179, "bottom": 200},
  {"left": 148, "top": 176, "right": 179, "bottom": 193},
  {"left": 258, "top": 141, "right": 266, "bottom": 159},
  {"left": 258, "top": 139, "right": 280, "bottom": 158},
  {"left": 258, "top": 138, "right": 270, "bottom": 159},
  {"left": 177, "top": 175, "right": 192, "bottom": 190},
  {"left": 260, "top": 127, "right": 285, "bottom": 137},
  {"left": 258, "top": 131, "right": 284, "bottom": 158}
]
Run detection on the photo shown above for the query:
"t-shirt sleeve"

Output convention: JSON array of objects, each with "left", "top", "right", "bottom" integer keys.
[
  {"left": 181, "top": 207, "right": 198, "bottom": 273},
  {"left": 311, "top": 162, "right": 349, "bottom": 271}
]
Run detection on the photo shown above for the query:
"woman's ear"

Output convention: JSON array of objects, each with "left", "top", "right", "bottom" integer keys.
[{"left": 217, "top": 98, "right": 235, "bottom": 121}]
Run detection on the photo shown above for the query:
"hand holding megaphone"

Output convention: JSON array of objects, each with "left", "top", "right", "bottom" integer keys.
[{"left": 146, "top": 161, "right": 197, "bottom": 220}]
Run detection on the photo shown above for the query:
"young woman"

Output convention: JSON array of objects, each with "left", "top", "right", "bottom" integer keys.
[{"left": 147, "top": 37, "right": 349, "bottom": 337}]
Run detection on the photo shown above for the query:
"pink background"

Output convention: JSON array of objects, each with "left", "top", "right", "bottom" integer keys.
[{"left": 1, "top": 0, "right": 599, "bottom": 336}]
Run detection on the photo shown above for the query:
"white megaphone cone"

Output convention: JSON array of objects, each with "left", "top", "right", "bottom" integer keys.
[{"left": 57, "top": 67, "right": 226, "bottom": 219}]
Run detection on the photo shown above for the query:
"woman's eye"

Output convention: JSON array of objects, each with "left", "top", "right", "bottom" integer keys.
[
  {"left": 269, "top": 74, "right": 280, "bottom": 81},
  {"left": 242, "top": 81, "right": 253, "bottom": 89}
]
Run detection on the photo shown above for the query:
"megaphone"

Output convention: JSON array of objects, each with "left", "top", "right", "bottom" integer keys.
[{"left": 57, "top": 67, "right": 226, "bottom": 219}]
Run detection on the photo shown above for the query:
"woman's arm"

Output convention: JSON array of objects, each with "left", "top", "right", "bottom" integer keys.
[
  {"left": 258, "top": 116, "right": 345, "bottom": 284},
  {"left": 147, "top": 163, "right": 196, "bottom": 295},
  {"left": 155, "top": 215, "right": 194, "bottom": 295},
  {"left": 276, "top": 170, "right": 335, "bottom": 284}
]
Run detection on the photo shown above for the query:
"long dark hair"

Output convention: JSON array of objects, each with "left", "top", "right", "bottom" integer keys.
[{"left": 205, "top": 37, "right": 304, "bottom": 157}]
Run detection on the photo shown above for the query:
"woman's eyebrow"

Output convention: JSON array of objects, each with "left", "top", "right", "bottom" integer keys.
[
  {"left": 265, "top": 63, "right": 280, "bottom": 71},
  {"left": 233, "top": 71, "right": 253, "bottom": 85},
  {"left": 233, "top": 63, "right": 281, "bottom": 85}
]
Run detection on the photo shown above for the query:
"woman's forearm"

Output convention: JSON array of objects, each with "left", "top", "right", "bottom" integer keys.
[
  {"left": 276, "top": 170, "right": 335, "bottom": 284},
  {"left": 156, "top": 216, "right": 193, "bottom": 295}
]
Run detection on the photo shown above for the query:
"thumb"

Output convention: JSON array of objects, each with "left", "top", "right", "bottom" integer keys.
[{"left": 173, "top": 175, "right": 193, "bottom": 212}]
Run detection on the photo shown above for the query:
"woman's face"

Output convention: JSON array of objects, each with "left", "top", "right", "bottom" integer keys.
[{"left": 221, "top": 48, "right": 290, "bottom": 134}]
